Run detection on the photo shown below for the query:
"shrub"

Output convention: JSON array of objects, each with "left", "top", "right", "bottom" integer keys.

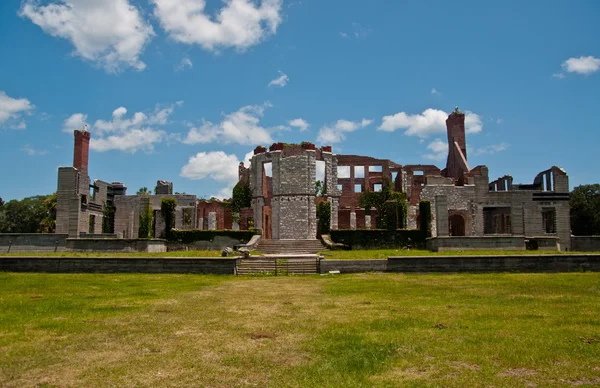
[{"left": 161, "top": 198, "right": 177, "bottom": 238}]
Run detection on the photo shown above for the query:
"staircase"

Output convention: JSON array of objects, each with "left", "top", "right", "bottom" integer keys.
[
  {"left": 256, "top": 239, "right": 326, "bottom": 254},
  {"left": 236, "top": 255, "right": 319, "bottom": 275}
]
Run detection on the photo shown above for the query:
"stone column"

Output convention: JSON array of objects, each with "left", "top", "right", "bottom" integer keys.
[
  {"left": 208, "top": 212, "right": 217, "bottom": 230},
  {"left": 350, "top": 211, "right": 357, "bottom": 230},
  {"left": 232, "top": 213, "right": 240, "bottom": 231},
  {"left": 435, "top": 195, "right": 449, "bottom": 237},
  {"left": 365, "top": 214, "right": 371, "bottom": 229}
]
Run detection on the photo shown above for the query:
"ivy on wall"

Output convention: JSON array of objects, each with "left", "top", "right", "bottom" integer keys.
[
  {"left": 419, "top": 200, "right": 432, "bottom": 237},
  {"left": 359, "top": 178, "right": 407, "bottom": 229},
  {"left": 161, "top": 198, "right": 177, "bottom": 238},
  {"left": 316, "top": 201, "right": 331, "bottom": 236}
]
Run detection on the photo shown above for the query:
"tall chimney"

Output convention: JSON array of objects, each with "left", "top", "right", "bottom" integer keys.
[
  {"left": 446, "top": 106, "right": 466, "bottom": 160},
  {"left": 73, "top": 129, "right": 90, "bottom": 176}
]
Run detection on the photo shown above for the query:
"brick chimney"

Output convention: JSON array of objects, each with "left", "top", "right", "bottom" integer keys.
[
  {"left": 73, "top": 129, "right": 90, "bottom": 176},
  {"left": 446, "top": 107, "right": 467, "bottom": 160}
]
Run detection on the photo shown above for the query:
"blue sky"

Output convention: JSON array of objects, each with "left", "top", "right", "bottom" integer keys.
[{"left": 1, "top": 0, "right": 599, "bottom": 201}]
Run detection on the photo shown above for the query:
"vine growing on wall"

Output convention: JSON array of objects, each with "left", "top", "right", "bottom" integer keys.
[
  {"left": 358, "top": 178, "right": 407, "bottom": 229},
  {"left": 138, "top": 200, "right": 153, "bottom": 238},
  {"left": 160, "top": 198, "right": 177, "bottom": 238},
  {"left": 102, "top": 203, "right": 115, "bottom": 234}
]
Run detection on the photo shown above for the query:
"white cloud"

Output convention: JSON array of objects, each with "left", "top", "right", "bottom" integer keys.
[
  {"left": 268, "top": 71, "right": 289, "bottom": 87},
  {"left": 175, "top": 57, "right": 193, "bottom": 72},
  {"left": 63, "top": 103, "right": 181, "bottom": 152},
  {"left": 552, "top": 72, "right": 565, "bottom": 79},
  {"left": 180, "top": 150, "right": 251, "bottom": 199},
  {"left": 317, "top": 118, "right": 372, "bottom": 144},
  {"left": 0, "top": 91, "right": 34, "bottom": 128},
  {"left": 561, "top": 56, "right": 600, "bottom": 75},
  {"left": 339, "top": 32, "right": 348, "bottom": 38},
  {"left": 288, "top": 118, "right": 309, "bottom": 131},
  {"left": 378, "top": 108, "right": 483, "bottom": 138},
  {"left": 422, "top": 139, "right": 447, "bottom": 161},
  {"left": 63, "top": 113, "right": 88, "bottom": 132},
  {"left": 22, "top": 144, "right": 48, "bottom": 156},
  {"left": 431, "top": 88, "right": 440, "bottom": 95},
  {"left": 20, "top": 0, "right": 154, "bottom": 73},
  {"left": 152, "top": 0, "right": 282, "bottom": 52},
  {"left": 182, "top": 103, "right": 274, "bottom": 145},
  {"left": 470, "top": 143, "right": 509, "bottom": 156}
]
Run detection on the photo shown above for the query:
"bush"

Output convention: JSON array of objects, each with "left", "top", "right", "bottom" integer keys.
[
  {"left": 330, "top": 229, "right": 427, "bottom": 249},
  {"left": 316, "top": 201, "right": 331, "bottom": 236},
  {"left": 160, "top": 198, "right": 177, "bottom": 238},
  {"left": 167, "top": 229, "right": 260, "bottom": 243},
  {"left": 419, "top": 200, "right": 432, "bottom": 237}
]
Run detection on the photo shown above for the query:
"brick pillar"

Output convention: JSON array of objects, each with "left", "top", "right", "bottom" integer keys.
[
  {"left": 446, "top": 108, "right": 466, "bottom": 160},
  {"left": 73, "top": 129, "right": 90, "bottom": 175}
]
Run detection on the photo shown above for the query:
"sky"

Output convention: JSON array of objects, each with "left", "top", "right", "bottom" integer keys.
[{"left": 1, "top": 0, "right": 599, "bottom": 201}]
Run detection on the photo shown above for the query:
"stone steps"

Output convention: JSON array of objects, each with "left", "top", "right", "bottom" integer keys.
[
  {"left": 256, "top": 239, "right": 325, "bottom": 254},
  {"left": 237, "top": 257, "right": 319, "bottom": 275}
]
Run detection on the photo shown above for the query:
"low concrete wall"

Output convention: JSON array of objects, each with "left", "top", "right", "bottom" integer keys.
[
  {"left": 571, "top": 236, "right": 600, "bottom": 252},
  {"left": 320, "top": 260, "right": 387, "bottom": 274},
  {"left": 0, "top": 257, "right": 236, "bottom": 274},
  {"left": 168, "top": 236, "right": 244, "bottom": 252},
  {"left": 67, "top": 239, "right": 167, "bottom": 253},
  {"left": 0, "top": 234, "right": 68, "bottom": 253},
  {"left": 427, "top": 236, "right": 526, "bottom": 252},
  {"left": 387, "top": 255, "right": 600, "bottom": 273}
]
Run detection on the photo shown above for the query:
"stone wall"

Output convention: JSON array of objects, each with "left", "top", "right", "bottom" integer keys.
[
  {"left": 167, "top": 236, "right": 244, "bottom": 251},
  {"left": 320, "top": 259, "right": 387, "bottom": 273},
  {"left": 387, "top": 254, "right": 600, "bottom": 273},
  {"left": 427, "top": 236, "right": 526, "bottom": 252},
  {"left": 0, "top": 234, "right": 69, "bottom": 253},
  {"left": 571, "top": 236, "right": 600, "bottom": 252},
  {"left": 67, "top": 238, "right": 167, "bottom": 253},
  {"left": 0, "top": 257, "right": 236, "bottom": 274}
]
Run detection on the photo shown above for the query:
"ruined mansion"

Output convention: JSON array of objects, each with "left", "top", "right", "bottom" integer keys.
[{"left": 56, "top": 108, "right": 571, "bottom": 250}]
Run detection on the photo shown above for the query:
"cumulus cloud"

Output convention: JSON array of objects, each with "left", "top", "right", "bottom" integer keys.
[
  {"left": 20, "top": 0, "right": 154, "bottom": 73},
  {"left": 288, "top": 118, "right": 309, "bottom": 131},
  {"left": 0, "top": 91, "right": 34, "bottom": 128},
  {"left": 561, "top": 56, "right": 600, "bottom": 75},
  {"left": 180, "top": 150, "right": 252, "bottom": 199},
  {"left": 431, "top": 88, "right": 440, "bottom": 95},
  {"left": 152, "top": 0, "right": 282, "bottom": 52},
  {"left": 182, "top": 103, "right": 274, "bottom": 145},
  {"left": 63, "top": 102, "right": 182, "bottom": 152},
  {"left": 175, "top": 57, "right": 193, "bottom": 72},
  {"left": 422, "top": 139, "right": 447, "bottom": 161},
  {"left": 63, "top": 113, "right": 88, "bottom": 132},
  {"left": 268, "top": 71, "right": 289, "bottom": 87},
  {"left": 317, "top": 118, "right": 372, "bottom": 144},
  {"left": 378, "top": 108, "right": 483, "bottom": 138}
]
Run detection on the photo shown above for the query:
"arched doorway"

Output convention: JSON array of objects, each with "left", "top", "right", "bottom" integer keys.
[{"left": 449, "top": 214, "right": 466, "bottom": 236}]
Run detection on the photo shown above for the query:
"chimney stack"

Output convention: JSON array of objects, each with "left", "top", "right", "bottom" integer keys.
[
  {"left": 446, "top": 106, "right": 467, "bottom": 160},
  {"left": 73, "top": 128, "right": 90, "bottom": 176}
]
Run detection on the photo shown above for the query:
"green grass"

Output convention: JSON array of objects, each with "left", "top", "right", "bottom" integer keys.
[
  {"left": 319, "top": 248, "right": 599, "bottom": 260},
  {"left": 1, "top": 272, "right": 600, "bottom": 386}
]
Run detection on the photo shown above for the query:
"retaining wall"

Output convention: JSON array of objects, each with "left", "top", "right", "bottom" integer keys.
[
  {"left": 0, "top": 234, "right": 68, "bottom": 253},
  {"left": 320, "top": 259, "right": 387, "bottom": 274},
  {"left": 387, "top": 255, "right": 600, "bottom": 273},
  {"left": 0, "top": 257, "right": 236, "bottom": 274},
  {"left": 67, "top": 239, "right": 167, "bottom": 253},
  {"left": 427, "top": 236, "right": 526, "bottom": 252},
  {"left": 571, "top": 236, "right": 600, "bottom": 252}
]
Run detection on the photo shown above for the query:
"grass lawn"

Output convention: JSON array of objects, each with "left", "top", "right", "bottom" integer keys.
[{"left": 1, "top": 273, "right": 599, "bottom": 387}]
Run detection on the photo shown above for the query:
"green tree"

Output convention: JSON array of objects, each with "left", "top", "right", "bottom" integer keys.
[
  {"left": 0, "top": 194, "right": 55, "bottom": 233},
  {"left": 358, "top": 178, "right": 407, "bottom": 229},
  {"left": 137, "top": 187, "right": 150, "bottom": 195},
  {"left": 570, "top": 184, "right": 600, "bottom": 236}
]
